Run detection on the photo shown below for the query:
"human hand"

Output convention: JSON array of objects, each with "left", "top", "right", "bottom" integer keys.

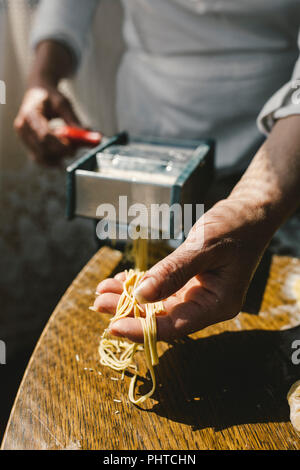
[
  {"left": 14, "top": 86, "right": 81, "bottom": 166},
  {"left": 94, "top": 198, "right": 273, "bottom": 343}
]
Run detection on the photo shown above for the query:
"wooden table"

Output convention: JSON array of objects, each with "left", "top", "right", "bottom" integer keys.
[{"left": 2, "top": 247, "right": 300, "bottom": 450}]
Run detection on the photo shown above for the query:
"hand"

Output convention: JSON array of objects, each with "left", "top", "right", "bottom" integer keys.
[
  {"left": 14, "top": 86, "right": 81, "bottom": 166},
  {"left": 94, "top": 198, "right": 272, "bottom": 343}
]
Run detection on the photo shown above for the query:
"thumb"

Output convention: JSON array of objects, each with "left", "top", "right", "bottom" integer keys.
[{"left": 134, "top": 238, "right": 207, "bottom": 304}]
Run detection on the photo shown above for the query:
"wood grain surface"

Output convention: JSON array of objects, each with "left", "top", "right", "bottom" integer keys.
[{"left": 2, "top": 247, "right": 300, "bottom": 450}]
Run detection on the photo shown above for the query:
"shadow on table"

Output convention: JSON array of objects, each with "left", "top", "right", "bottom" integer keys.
[{"left": 136, "top": 325, "right": 300, "bottom": 431}]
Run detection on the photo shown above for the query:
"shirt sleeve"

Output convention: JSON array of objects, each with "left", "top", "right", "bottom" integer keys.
[
  {"left": 257, "top": 40, "right": 300, "bottom": 134},
  {"left": 30, "top": 0, "right": 100, "bottom": 70}
]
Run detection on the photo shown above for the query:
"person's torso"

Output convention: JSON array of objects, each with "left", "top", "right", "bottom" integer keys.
[{"left": 116, "top": 0, "right": 300, "bottom": 171}]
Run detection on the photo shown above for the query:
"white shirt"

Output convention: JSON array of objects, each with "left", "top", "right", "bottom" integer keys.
[{"left": 31, "top": 0, "right": 300, "bottom": 174}]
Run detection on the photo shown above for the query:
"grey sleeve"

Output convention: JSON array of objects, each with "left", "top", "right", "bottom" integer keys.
[
  {"left": 257, "top": 37, "right": 300, "bottom": 134},
  {"left": 30, "top": 0, "right": 100, "bottom": 70}
]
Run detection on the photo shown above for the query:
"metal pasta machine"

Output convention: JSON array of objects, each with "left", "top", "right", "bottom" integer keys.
[{"left": 66, "top": 132, "right": 214, "bottom": 246}]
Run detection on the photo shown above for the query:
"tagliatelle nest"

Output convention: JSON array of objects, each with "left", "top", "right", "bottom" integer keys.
[{"left": 98, "top": 269, "right": 164, "bottom": 404}]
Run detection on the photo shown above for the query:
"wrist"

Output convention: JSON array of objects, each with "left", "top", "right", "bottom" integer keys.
[
  {"left": 28, "top": 40, "right": 74, "bottom": 89},
  {"left": 204, "top": 196, "right": 277, "bottom": 255},
  {"left": 227, "top": 188, "right": 286, "bottom": 246},
  {"left": 28, "top": 73, "right": 58, "bottom": 90}
]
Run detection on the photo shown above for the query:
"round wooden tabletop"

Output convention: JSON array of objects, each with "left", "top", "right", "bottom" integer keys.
[{"left": 1, "top": 247, "right": 300, "bottom": 450}]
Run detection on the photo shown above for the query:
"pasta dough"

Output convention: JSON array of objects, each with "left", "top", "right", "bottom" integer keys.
[{"left": 98, "top": 268, "right": 164, "bottom": 404}]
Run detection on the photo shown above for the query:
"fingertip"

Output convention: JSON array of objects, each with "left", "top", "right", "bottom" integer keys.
[
  {"left": 109, "top": 318, "right": 144, "bottom": 343},
  {"left": 96, "top": 278, "right": 123, "bottom": 295},
  {"left": 94, "top": 292, "right": 120, "bottom": 314},
  {"left": 134, "top": 277, "right": 160, "bottom": 304},
  {"left": 114, "top": 272, "right": 126, "bottom": 282}
]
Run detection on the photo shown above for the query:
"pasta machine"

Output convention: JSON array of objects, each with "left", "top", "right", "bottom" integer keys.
[{"left": 66, "top": 131, "right": 215, "bottom": 243}]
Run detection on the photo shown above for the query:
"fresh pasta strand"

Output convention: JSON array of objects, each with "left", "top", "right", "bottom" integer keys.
[
  {"left": 123, "top": 233, "right": 172, "bottom": 272},
  {"left": 132, "top": 236, "right": 148, "bottom": 271},
  {"left": 128, "top": 303, "right": 160, "bottom": 404},
  {"left": 98, "top": 265, "right": 164, "bottom": 404}
]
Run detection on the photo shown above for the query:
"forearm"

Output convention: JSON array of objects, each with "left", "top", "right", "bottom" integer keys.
[
  {"left": 29, "top": 40, "right": 74, "bottom": 89},
  {"left": 227, "top": 115, "right": 300, "bottom": 244}
]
